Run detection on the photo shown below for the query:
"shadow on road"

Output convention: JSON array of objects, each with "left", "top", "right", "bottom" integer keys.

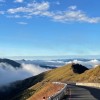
[
  {"left": 50, "top": 85, "right": 100, "bottom": 100},
  {"left": 77, "top": 85, "right": 100, "bottom": 100}
]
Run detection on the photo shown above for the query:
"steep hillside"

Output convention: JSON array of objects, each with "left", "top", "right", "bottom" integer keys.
[
  {"left": 28, "top": 82, "right": 64, "bottom": 100},
  {"left": 0, "top": 63, "right": 100, "bottom": 100},
  {"left": 76, "top": 65, "right": 100, "bottom": 82}
]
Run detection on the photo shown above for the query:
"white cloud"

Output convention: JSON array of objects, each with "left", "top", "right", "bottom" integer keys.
[
  {"left": 7, "top": 3, "right": 100, "bottom": 23},
  {"left": 8, "top": 2, "right": 50, "bottom": 14},
  {"left": 0, "top": 63, "right": 49, "bottom": 86},
  {"left": 22, "top": 63, "right": 49, "bottom": 75},
  {"left": 68, "top": 5, "right": 77, "bottom": 10},
  {"left": 52, "top": 7, "right": 100, "bottom": 23},
  {"left": 66, "top": 59, "right": 100, "bottom": 68},
  {"left": 14, "top": 0, "right": 24, "bottom": 3},
  {"left": 27, "top": 2, "right": 49, "bottom": 11},
  {"left": 7, "top": 7, "right": 31, "bottom": 14},
  {"left": 17, "top": 21, "right": 28, "bottom": 25}
]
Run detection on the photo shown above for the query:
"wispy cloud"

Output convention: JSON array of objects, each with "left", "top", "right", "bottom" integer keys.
[
  {"left": 14, "top": 0, "right": 24, "bottom": 3},
  {"left": 6, "top": 2, "right": 100, "bottom": 23},
  {"left": 7, "top": 2, "right": 49, "bottom": 14},
  {"left": 52, "top": 7, "right": 100, "bottom": 23},
  {"left": 68, "top": 5, "right": 77, "bottom": 10},
  {"left": 17, "top": 21, "right": 28, "bottom": 25}
]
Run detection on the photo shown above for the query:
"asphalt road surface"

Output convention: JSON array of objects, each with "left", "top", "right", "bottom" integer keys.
[{"left": 63, "top": 85, "right": 100, "bottom": 100}]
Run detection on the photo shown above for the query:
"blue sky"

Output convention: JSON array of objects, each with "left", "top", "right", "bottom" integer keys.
[{"left": 0, "top": 0, "right": 100, "bottom": 56}]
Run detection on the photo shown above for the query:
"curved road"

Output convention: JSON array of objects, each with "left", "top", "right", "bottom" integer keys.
[{"left": 63, "top": 85, "right": 100, "bottom": 100}]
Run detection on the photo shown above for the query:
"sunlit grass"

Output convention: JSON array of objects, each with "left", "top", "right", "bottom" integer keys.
[
  {"left": 28, "top": 82, "right": 64, "bottom": 100},
  {"left": 13, "top": 63, "right": 100, "bottom": 100}
]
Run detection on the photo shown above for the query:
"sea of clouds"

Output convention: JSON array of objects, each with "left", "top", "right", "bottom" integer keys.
[
  {"left": 18, "top": 59, "right": 100, "bottom": 68},
  {"left": 0, "top": 59, "right": 100, "bottom": 86},
  {"left": 0, "top": 63, "right": 50, "bottom": 86},
  {"left": 66, "top": 59, "right": 100, "bottom": 68}
]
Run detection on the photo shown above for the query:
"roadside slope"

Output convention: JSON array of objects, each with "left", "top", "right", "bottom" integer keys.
[{"left": 1, "top": 63, "right": 100, "bottom": 100}]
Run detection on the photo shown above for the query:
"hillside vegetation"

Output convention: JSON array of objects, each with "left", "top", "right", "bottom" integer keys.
[
  {"left": 0, "top": 63, "right": 100, "bottom": 100},
  {"left": 28, "top": 82, "right": 64, "bottom": 100},
  {"left": 77, "top": 65, "right": 100, "bottom": 82}
]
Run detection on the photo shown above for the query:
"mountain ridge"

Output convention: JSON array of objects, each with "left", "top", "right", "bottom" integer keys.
[
  {"left": 0, "top": 63, "right": 100, "bottom": 100},
  {"left": 0, "top": 58, "right": 21, "bottom": 68}
]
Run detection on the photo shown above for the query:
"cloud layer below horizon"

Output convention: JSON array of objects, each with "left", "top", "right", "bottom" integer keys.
[
  {"left": 0, "top": 63, "right": 50, "bottom": 86},
  {"left": 0, "top": 59, "right": 100, "bottom": 86}
]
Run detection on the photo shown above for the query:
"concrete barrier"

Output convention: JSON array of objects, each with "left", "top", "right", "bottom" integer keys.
[
  {"left": 76, "top": 83, "right": 100, "bottom": 88},
  {"left": 48, "top": 82, "right": 67, "bottom": 100}
]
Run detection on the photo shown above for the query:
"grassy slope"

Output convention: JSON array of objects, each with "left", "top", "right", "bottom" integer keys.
[
  {"left": 77, "top": 65, "right": 100, "bottom": 82},
  {"left": 12, "top": 64, "right": 100, "bottom": 100},
  {"left": 28, "top": 82, "right": 64, "bottom": 100}
]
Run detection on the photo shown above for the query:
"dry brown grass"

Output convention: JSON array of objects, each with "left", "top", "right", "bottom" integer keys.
[
  {"left": 13, "top": 63, "right": 100, "bottom": 100},
  {"left": 28, "top": 82, "right": 64, "bottom": 100},
  {"left": 27, "top": 64, "right": 100, "bottom": 100},
  {"left": 76, "top": 65, "right": 100, "bottom": 82}
]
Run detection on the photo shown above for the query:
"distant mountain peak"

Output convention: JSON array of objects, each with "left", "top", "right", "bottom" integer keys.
[{"left": 0, "top": 58, "right": 21, "bottom": 68}]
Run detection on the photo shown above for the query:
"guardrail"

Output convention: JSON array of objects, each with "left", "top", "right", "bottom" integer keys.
[
  {"left": 48, "top": 82, "right": 67, "bottom": 100},
  {"left": 76, "top": 83, "right": 100, "bottom": 88}
]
